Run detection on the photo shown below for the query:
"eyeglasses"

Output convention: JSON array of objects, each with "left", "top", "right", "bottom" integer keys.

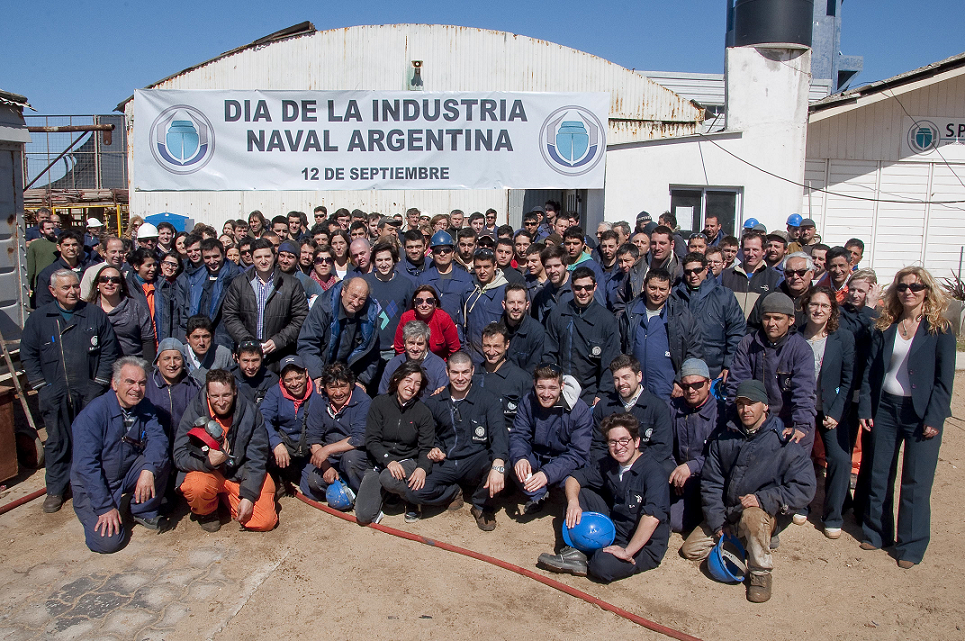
[
  {"left": 414, "top": 297, "right": 436, "bottom": 305},
  {"left": 473, "top": 248, "right": 495, "bottom": 260},
  {"left": 315, "top": 257, "right": 333, "bottom": 265},
  {"left": 571, "top": 283, "right": 595, "bottom": 292},
  {"left": 683, "top": 267, "right": 705, "bottom": 276},
  {"left": 98, "top": 276, "right": 122, "bottom": 284},
  {"left": 432, "top": 246, "right": 453, "bottom": 255},
  {"left": 162, "top": 260, "right": 180, "bottom": 268},
  {"left": 807, "top": 302, "right": 832, "bottom": 310},
  {"left": 523, "top": 220, "right": 538, "bottom": 226},
  {"left": 679, "top": 380, "right": 708, "bottom": 391},
  {"left": 607, "top": 437, "right": 632, "bottom": 448},
  {"left": 896, "top": 282, "right": 927, "bottom": 293},
  {"left": 688, "top": 233, "right": 707, "bottom": 241},
  {"left": 785, "top": 268, "right": 811, "bottom": 278}
]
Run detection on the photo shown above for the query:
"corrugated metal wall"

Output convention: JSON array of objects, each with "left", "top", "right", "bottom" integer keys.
[{"left": 126, "top": 24, "right": 702, "bottom": 226}]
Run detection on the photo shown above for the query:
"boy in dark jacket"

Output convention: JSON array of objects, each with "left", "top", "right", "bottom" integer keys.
[{"left": 681, "top": 380, "right": 816, "bottom": 603}]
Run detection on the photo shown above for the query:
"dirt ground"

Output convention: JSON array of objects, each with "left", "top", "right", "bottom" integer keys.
[{"left": 0, "top": 375, "right": 963, "bottom": 641}]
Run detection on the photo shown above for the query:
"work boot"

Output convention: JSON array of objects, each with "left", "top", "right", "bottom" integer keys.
[
  {"left": 537, "top": 546, "right": 588, "bottom": 576},
  {"left": 133, "top": 515, "right": 163, "bottom": 531},
  {"left": 747, "top": 571, "right": 772, "bottom": 603},
  {"left": 471, "top": 506, "right": 496, "bottom": 532},
  {"left": 447, "top": 494, "right": 465, "bottom": 512},
  {"left": 42, "top": 493, "right": 64, "bottom": 513},
  {"left": 195, "top": 511, "right": 221, "bottom": 532},
  {"left": 523, "top": 495, "right": 546, "bottom": 515}
]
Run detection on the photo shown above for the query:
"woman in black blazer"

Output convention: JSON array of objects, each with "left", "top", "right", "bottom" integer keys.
[
  {"left": 858, "top": 266, "right": 955, "bottom": 568},
  {"left": 800, "top": 287, "right": 855, "bottom": 539}
]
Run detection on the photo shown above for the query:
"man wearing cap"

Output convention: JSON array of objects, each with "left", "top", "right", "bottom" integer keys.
[
  {"left": 276, "top": 240, "right": 323, "bottom": 305},
  {"left": 672, "top": 252, "right": 745, "bottom": 381},
  {"left": 146, "top": 338, "right": 202, "bottom": 440},
  {"left": 634, "top": 211, "right": 653, "bottom": 235},
  {"left": 669, "top": 358, "right": 723, "bottom": 533},
  {"left": 726, "top": 293, "right": 817, "bottom": 447},
  {"left": 175, "top": 237, "right": 241, "bottom": 349},
  {"left": 589, "top": 355, "right": 674, "bottom": 472},
  {"left": 460, "top": 247, "right": 508, "bottom": 366},
  {"left": 418, "top": 231, "right": 475, "bottom": 323},
  {"left": 70, "top": 356, "right": 170, "bottom": 552},
  {"left": 136, "top": 223, "right": 160, "bottom": 254},
  {"left": 84, "top": 218, "right": 104, "bottom": 253},
  {"left": 536, "top": 412, "right": 670, "bottom": 583},
  {"left": 681, "top": 379, "right": 816, "bottom": 603},
  {"left": 787, "top": 218, "right": 818, "bottom": 255},
  {"left": 719, "top": 231, "right": 782, "bottom": 318},
  {"left": 747, "top": 252, "right": 814, "bottom": 333},
  {"left": 260, "top": 355, "right": 322, "bottom": 492},
  {"left": 21, "top": 269, "right": 119, "bottom": 513},
  {"left": 175, "top": 368, "right": 276, "bottom": 532},
  {"left": 764, "top": 231, "right": 789, "bottom": 273},
  {"left": 544, "top": 266, "right": 620, "bottom": 408}
]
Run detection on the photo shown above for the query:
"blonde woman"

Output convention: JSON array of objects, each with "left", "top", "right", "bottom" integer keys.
[
  {"left": 858, "top": 266, "right": 954, "bottom": 568},
  {"left": 125, "top": 215, "right": 145, "bottom": 241}
]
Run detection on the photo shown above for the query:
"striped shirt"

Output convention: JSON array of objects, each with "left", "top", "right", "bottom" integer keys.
[{"left": 250, "top": 272, "right": 275, "bottom": 340}]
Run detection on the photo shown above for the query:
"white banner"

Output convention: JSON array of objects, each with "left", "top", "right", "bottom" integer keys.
[
  {"left": 900, "top": 116, "right": 965, "bottom": 162},
  {"left": 133, "top": 90, "right": 609, "bottom": 191}
]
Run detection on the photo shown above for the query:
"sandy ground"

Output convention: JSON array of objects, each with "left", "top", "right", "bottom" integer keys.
[{"left": 0, "top": 375, "right": 963, "bottom": 640}]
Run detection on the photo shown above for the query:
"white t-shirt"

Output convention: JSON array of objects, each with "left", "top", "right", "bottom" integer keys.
[{"left": 883, "top": 331, "right": 913, "bottom": 397}]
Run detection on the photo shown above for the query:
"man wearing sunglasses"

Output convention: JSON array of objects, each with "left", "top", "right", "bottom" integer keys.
[
  {"left": 747, "top": 252, "right": 814, "bottom": 333},
  {"left": 544, "top": 267, "right": 620, "bottom": 407},
  {"left": 418, "top": 231, "right": 474, "bottom": 323},
  {"left": 672, "top": 253, "right": 746, "bottom": 381}
]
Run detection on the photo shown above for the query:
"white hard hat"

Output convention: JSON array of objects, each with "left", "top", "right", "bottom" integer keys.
[
  {"left": 137, "top": 222, "right": 159, "bottom": 238},
  {"left": 86, "top": 217, "right": 104, "bottom": 227}
]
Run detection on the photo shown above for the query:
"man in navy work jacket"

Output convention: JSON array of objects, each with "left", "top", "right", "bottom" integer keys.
[
  {"left": 407, "top": 352, "right": 509, "bottom": 531},
  {"left": 70, "top": 357, "right": 169, "bottom": 553},
  {"left": 21, "top": 269, "right": 119, "bottom": 513},
  {"left": 681, "top": 380, "right": 816, "bottom": 603},
  {"left": 537, "top": 412, "right": 670, "bottom": 583}
]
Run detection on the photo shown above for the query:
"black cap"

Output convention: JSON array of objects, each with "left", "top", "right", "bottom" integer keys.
[{"left": 736, "top": 379, "right": 769, "bottom": 404}]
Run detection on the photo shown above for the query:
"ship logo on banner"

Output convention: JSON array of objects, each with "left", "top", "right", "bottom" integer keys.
[
  {"left": 150, "top": 105, "right": 216, "bottom": 174},
  {"left": 539, "top": 105, "right": 605, "bottom": 177},
  {"left": 907, "top": 120, "right": 940, "bottom": 154}
]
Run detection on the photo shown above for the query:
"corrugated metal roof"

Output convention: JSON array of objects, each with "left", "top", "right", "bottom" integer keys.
[
  {"left": 0, "top": 89, "right": 32, "bottom": 110},
  {"left": 642, "top": 71, "right": 833, "bottom": 108},
  {"left": 810, "top": 50, "right": 965, "bottom": 112},
  {"left": 118, "top": 23, "right": 703, "bottom": 145}
]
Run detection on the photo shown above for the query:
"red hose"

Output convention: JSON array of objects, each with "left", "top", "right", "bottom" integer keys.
[
  {"left": 0, "top": 488, "right": 47, "bottom": 516},
  {"left": 295, "top": 492, "right": 703, "bottom": 641}
]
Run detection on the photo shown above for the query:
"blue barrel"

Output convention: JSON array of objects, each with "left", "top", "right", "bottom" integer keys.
[{"left": 145, "top": 212, "right": 192, "bottom": 233}]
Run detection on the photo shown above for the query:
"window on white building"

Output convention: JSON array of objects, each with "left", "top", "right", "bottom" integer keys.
[{"left": 670, "top": 187, "right": 742, "bottom": 237}]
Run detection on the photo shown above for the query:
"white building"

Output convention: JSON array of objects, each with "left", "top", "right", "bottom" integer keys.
[{"left": 0, "top": 89, "right": 30, "bottom": 338}]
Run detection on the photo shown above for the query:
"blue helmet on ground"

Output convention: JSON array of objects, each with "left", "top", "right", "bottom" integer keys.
[
  {"left": 786, "top": 213, "right": 803, "bottom": 227},
  {"left": 562, "top": 512, "right": 616, "bottom": 553},
  {"left": 430, "top": 230, "right": 454, "bottom": 248},
  {"left": 742, "top": 218, "right": 759, "bottom": 229},
  {"left": 708, "top": 533, "right": 747, "bottom": 583},
  {"left": 326, "top": 478, "right": 356, "bottom": 511}
]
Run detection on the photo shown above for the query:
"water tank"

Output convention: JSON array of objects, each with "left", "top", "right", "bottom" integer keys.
[{"left": 733, "top": 0, "right": 813, "bottom": 48}]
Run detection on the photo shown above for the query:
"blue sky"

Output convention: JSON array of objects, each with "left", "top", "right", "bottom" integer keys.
[{"left": 2, "top": 0, "right": 962, "bottom": 114}]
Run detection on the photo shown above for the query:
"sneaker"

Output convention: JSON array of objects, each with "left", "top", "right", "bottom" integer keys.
[
  {"left": 747, "top": 572, "right": 772, "bottom": 603},
  {"left": 133, "top": 515, "right": 163, "bottom": 531},
  {"left": 470, "top": 506, "right": 496, "bottom": 532},
  {"left": 537, "top": 546, "right": 588, "bottom": 576},
  {"left": 447, "top": 494, "right": 465, "bottom": 512},
  {"left": 849, "top": 473, "right": 858, "bottom": 490},
  {"left": 196, "top": 511, "right": 221, "bottom": 532},
  {"left": 823, "top": 527, "right": 842, "bottom": 539},
  {"left": 42, "top": 493, "right": 64, "bottom": 513},
  {"left": 523, "top": 496, "right": 546, "bottom": 515},
  {"left": 404, "top": 504, "right": 421, "bottom": 523},
  {"left": 373, "top": 510, "right": 384, "bottom": 525},
  {"left": 792, "top": 513, "right": 807, "bottom": 526}
]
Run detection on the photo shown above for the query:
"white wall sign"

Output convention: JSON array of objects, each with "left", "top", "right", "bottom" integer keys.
[
  {"left": 901, "top": 116, "right": 965, "bottom": 162},
  {"left": 133, "top": 90, "right": 608, "bottom": 191}
]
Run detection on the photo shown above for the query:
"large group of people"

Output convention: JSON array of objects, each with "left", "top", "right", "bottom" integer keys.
[{"left": 20, "top": 204, "right": 955, "bottom": 603}]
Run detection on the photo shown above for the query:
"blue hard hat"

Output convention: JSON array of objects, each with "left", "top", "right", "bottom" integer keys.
[
  {"left": 742, "top": 218, "right": 759, "bottom": 229},
  {"left": 430, "top": 230, "right": 454, "bottom": 248},
  {"left": 562, "top": 512, "right": 616, "bottom": 553},
  {"left": 708, "top": 533, "right": 747, "bottom": 583},
  {"left": 325, "top": 478, "right": 356, "bottom": 511},
  {"left": 710, "top": 376, "right": 726, "bottom": 402},
  {"left": 786, "top": 213, "right": 803, "bottom": 227}
]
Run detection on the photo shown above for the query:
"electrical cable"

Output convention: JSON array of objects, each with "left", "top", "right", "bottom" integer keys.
[{"left": 294, "top": 492, "right": 704, "bottom": 641}]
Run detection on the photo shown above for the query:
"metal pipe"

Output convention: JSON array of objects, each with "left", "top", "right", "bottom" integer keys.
[
  {"left": 23, "top": 132, "right": 87, "bottom": 190},
  {"left": 26, "top": 124, "right": 114, "bottom": 133}
]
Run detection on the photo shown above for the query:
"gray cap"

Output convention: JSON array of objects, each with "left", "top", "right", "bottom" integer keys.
[
  {"left": 766, "top": 230, "right": 789, "bottom": 243},
  {"left": 636, "top": 211, "right": 652, "bottom": 223},
  {"left": 752, "top": 223, "right": 767, "bottom": 232},
  {"left": 155, "top": 338, "right": 185, "bottom": 365},
  {"left": 279, "top": 355, "right": 306, "bottom": 372},
  {"left": 736, "top": 379, "right": 769, "bottom": 404},
  {"left": 679, "top": 358, "right": 710, "bottom": 380},
  {"left": 799, "top": 218, "right": 817, "bottom": 228},
  {"left": 761, "top": 292, "right": 795, "bottom": 316}
]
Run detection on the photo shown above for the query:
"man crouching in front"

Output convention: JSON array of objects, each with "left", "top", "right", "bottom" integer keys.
[
  {"left": 680, "top": 380, "right": 815, "bottom": 602},
  {"left": 174, "top": 369, "right": 277, "bottom": 532}
]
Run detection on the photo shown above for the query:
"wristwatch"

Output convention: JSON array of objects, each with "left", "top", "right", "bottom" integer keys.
[{"left": 492, "top": 465, "right": 505, "bottom": 473}]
